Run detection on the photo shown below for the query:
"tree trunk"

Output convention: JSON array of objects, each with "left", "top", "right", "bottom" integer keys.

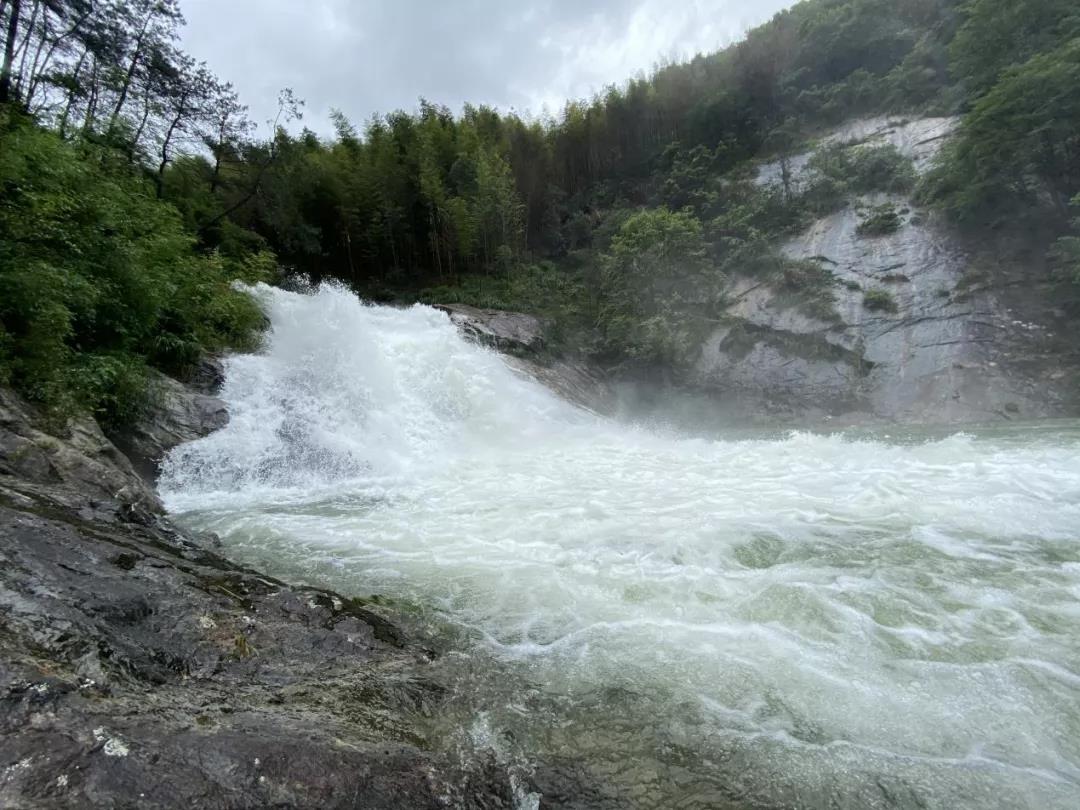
[
  {"left": 429, "top": 209, "right": 443, "bottom": 279},
  {"left": 0, "top": 0, "right": 22, "bottom": 104},
  {"left": 209, "top": 119, "right": 228, "bottom": 193},
  {"left": 342, "top": 222, "right": 356, "bottom": 282},
  {"left": 780, "top": 155, "right": 792, "bottom": 204},
  {"left": 108, "top": 12, "right": 152, "bottom": 133},
  {"left": 26, "top": 5, "right": 92, "bottom": 107},
  {"left": 156, "top": 108, "right": 185, "bottom": 197},
  {"left": 127, "top": 86, "right": 152, "bottom": 161},
  {"left": 384, "top": 212, "right": 398, "bottom": 277},
  {"left": 209, "top": 153, "right": 223, "bottom": 193},
  {"left": 21, "top": 0, "right": 47, "bottom": 105},
  {"left": 81, "top": 54, "right": 98, "bottom": 133},
  {"left": 12, "top": 0, "right": 37, "bottom": 101},
  {"left": 198, "top": 146, "right": 281, "bottom": 235},
  {"left": 57, "top": 49, "right": 83, "bottom": 136}
]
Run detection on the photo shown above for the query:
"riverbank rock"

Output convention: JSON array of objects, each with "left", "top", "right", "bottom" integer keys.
[
  {"left": 114, "top": 370, "right": 229, "bottom": 482},
  {"left": 0, "top": 389, "right": 161, "bottom": 512},
  {"left": 506, "top": 356, "right": 614, "bottom": 414},
  {"left": 0, "top": 387, "right": 521, "bottom": 809},
  {"left": 187, "top": 354, "right": 227, "bottom": 395}
]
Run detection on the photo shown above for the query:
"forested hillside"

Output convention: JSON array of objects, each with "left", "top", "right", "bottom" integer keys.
[{"left": 1, "top": 0, "right": 1078, "bottom": 415}]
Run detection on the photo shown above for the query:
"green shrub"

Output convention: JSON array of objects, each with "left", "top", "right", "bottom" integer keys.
[
  {"left": 863, "top": 288, "right": 899, "bottom": 313},
  {"left": 918, "top": 36, "right": 1080, "bottom": 227},
  {"left": 803, "top": 143, "right": 917, "bottom": 215},
  {"left": 846, "top": 144, "right": 918, "bottom": 194},
  {"left": 596, "top": 207, "right": 722, "bottom": 364},
  {"left": 857, "top": 203, "right": 904, "bottom": 236},
  {"left": 1050, "top": 234, "right": 1080, "bottom": 285},
  {"left": 0, "top": 115, "right": 269, "bottom": 425},
  {"left": 418, "top": 262, "right": 596, "bottom": 353},
  {"left": 419, "top": 262, "right": 585, "bottom": 315},
  {"left": 1048, "top": 194, "right": 1080, "bottom": 285},
  {"left": 777, "top": 259, "right": 836, "bottom": 292},
  {"left": 770, "top": 259, "right": 840, "bottom": 322}
]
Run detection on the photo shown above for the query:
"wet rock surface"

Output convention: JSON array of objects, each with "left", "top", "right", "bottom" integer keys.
[
  {"left": 437, "top": 305, "right": 614, "bottom": 414},
  {"left": 435, "top": 305, "right": 548, "bottom": 356},
  {"left": 504, "top": 357, "right": 614, "bottom": 415},
  {"left": 113, "top": 369, "right": 229, "bottom": 483},
  {"left": 0, "top": 387, "right": 528, "bottom": 809},
  {"left": 0, "top": 389, "right": 161, "bottom": 511}
]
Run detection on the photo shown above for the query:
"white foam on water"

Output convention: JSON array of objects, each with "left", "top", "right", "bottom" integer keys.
[{"left": 161, "top": 283, "right": 1080, "bottom": 808}]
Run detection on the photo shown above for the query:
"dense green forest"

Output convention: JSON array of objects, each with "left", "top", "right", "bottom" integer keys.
[{"left": 1, "top": 0, "right": 1079, "bottom": 420}]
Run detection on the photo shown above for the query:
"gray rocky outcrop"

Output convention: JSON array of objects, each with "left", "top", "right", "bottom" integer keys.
[
  {"left": 0, "top": 386, "right": 524, "bottom": 809},
  {"left": 695, "top": 116, "right": 1079, "bottom": 424},
  {"left": 436, "top": 118, "right": 1078, "bottom": 426},
  {"left": 437, "top": 305, "right": 614, "bottom": 414},
  {"left": 435, "top": 304, "right": 548, "bottom": 356},
  {"left": 115, "top": 367, "right": 229, "bottom": 483},
  {"left": 0, "top": 389, "right": 160, "bottom": 511}
]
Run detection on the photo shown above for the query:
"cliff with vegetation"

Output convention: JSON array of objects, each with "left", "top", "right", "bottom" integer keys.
[
  {"left": 1, "top": 0, "right": 1079, "bottom": 804},
  {"left": 687, "top": 115, "right": 1077, "bottom": 423},
  {"left": 5, "top": 0, "right": 1077, "bottom": 426}
]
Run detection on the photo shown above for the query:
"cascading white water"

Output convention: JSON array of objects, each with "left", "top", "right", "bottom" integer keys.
[{"left": 161, "top": 283, "right": 1080, "bottom": 809}]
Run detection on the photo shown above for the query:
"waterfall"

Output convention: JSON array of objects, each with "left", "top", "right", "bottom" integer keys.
[{"left": 161, "top": 282, "right": 1080, "bottom": 809}]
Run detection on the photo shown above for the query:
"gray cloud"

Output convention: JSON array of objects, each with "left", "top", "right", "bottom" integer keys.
[{"left": 179, "top": 0, "right": 793, "bottom": 134}]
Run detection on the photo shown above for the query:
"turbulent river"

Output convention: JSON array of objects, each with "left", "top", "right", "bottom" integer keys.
[{"left": 160, "top": 283, "right": 1080, "bottom": 809}]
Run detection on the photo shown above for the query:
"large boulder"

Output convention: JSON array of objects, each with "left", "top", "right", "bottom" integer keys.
[
  {"left": 186, "top": 354, "right": 227, "bottom": 395},
  {"left": 0, "top": 477, "right": 516, "bottom": 809},
  {"left": 506, "top": 356, "right": 614, "bottom": 414},
  {"left": 115, "top": 371, "right": 228, "bottom": 482},
  {"left": 436, "top": 305, "right": 615, "bottom": 414},
  {"left": 0, "top": 388, "right": 160, "bottom": 512},
  {"left": 435, "top": 304, "right": 548, "bottom": 355}
]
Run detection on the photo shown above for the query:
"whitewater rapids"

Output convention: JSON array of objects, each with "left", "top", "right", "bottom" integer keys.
[{"left": 161, "top": 283, "right": 1080, "bottom": 809}]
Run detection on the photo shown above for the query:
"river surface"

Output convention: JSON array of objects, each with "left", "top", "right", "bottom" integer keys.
[{"left": 161, "top": 284, "right": 1080, "bottom": 809}]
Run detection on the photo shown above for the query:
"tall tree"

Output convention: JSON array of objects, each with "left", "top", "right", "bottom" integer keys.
[
  {"left": 106, "top": 0, "right": 182, "bottom": 136},
  {"left": 0, "top": 0, "right": 22, "bottom": 103}
]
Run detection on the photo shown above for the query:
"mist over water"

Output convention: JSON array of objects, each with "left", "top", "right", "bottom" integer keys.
[{"left": 161, "top": 284, "right": 1080, "bottom": 808}]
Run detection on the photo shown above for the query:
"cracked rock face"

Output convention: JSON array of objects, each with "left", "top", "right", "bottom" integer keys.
[{"left": 695, "top": 116, "right": 1076, "bottom": 424}]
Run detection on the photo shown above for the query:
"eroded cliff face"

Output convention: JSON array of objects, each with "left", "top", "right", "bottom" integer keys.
[{"left": 695, "top": 116, "right": 1078, "bottom": 424}]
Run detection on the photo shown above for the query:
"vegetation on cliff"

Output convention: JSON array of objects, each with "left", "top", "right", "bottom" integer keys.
[
  {"left": 0, "top": 111, "right": 270, "bottom": 424},
  {"left": 1, "top": 0, "right": 1078, "bottom": 408}
]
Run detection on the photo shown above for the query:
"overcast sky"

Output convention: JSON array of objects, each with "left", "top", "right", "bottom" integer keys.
[{"left": 179, "top": 0, "right": 793, "bottom": 135}]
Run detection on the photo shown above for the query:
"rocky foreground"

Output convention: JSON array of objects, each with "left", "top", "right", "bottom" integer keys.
[{"left": 0, "top": 372, "right": 522, "bottom": 809}]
